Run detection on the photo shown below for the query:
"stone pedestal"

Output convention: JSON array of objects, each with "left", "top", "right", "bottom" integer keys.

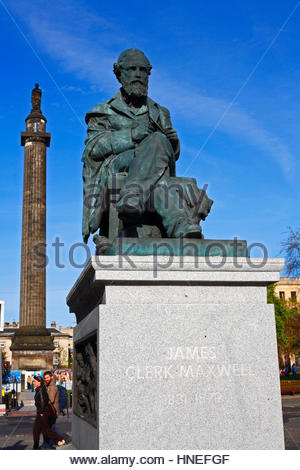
[
  {"left": 12, "top": 349, "right": 53, "bottom": 371},
  {"left": 67, "top": 255, "right": 285, "bottom": 450},
  {"left": 11, "top": 327, "right": 54, "bottom": 370}
]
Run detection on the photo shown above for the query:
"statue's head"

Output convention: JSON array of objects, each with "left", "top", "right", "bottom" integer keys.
[
  {"left": 114, "top": 49, "right": 152, "bottom": 99},
  {"left": 76, "top": 352, "right": 84, "bottom": 367}
]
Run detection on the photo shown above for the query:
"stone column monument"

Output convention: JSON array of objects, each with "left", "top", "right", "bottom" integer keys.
[
  {"left": 11, "top": 84, "right": 54, "bottom": 370},
  {"left": 67, "top": 49, "right": 285, "bottom": 449}
]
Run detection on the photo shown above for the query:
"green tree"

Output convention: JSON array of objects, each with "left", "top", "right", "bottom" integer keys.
[
  {"left": 267, "top": 284, "right": 296, "bottom": 349},
  {"left": 68, "top": 351, "right": 73, "bottom": 368},
  {"left": 282, "top": 307, "right": 300, "bottom": 357},
  {"left": 1, "top": 349, "right": 7, "bottom": 362}
]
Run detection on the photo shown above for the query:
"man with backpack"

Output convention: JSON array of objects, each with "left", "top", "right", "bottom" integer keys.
[{"left": 44, "top": 371, "right": 60, "bottom": 424}]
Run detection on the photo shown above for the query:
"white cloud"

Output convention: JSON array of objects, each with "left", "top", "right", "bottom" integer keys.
[
  {"left": 150, "top": 73, "right": 293, "bottom": 174},
  {"left": 61, "top": 85, "right": 87, "bottom": 94},
  {"left": 28, "top": 17, "right": 117, "bottom": 93},
  {"left": 7, "top": 0, "right": 293, "bottom": 175}
]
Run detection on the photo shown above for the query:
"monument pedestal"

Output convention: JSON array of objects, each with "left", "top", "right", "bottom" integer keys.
[
  {"left": 67, "top": 255, "right": 285, "bottom": 450},
  {"left": 11, "top": 326, "right": 54, "bottom": 370}
]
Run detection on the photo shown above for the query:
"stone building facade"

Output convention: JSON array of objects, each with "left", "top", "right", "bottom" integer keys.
[
  {"left": 274, "top": 277, "right": 300, "bottom": 304},
  {"left": 0, "top": 321, "right": 73, "bottom": 369}
]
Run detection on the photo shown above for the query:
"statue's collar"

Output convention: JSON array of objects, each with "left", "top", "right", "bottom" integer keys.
[{"left": 109, "top": 89, "right": 159, "bottom": 122}]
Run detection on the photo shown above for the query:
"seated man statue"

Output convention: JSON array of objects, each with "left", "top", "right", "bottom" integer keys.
[{"left": 82, "top": 49, "right": 212, "bottom": 244}]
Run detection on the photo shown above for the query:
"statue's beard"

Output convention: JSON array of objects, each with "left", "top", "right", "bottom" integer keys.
[{"left": 122, "top": 81, "right": 148, "bottom": 100}]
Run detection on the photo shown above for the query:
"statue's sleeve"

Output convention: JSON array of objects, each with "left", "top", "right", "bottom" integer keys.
[
  {"left": 82, "top": 110, "right": 136, "bottom": 242},
  {"left": 85, "top": 116, "right": 113, "bottom": 161},
  {"left": 85, "top": 114, "right": 135, "bottom": 161}
]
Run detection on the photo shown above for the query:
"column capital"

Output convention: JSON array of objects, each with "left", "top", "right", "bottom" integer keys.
[{"left": 21, "top": 131, "right": 51, "bottom": 147}]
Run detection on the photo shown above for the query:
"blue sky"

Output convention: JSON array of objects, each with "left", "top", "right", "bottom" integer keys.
[{"left": 0, "top": 0, "right": 300, "bottom": 326}]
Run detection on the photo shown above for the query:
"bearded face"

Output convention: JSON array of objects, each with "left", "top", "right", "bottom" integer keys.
[
  {"left": 121, "top": 75, "right": 148, "bottom": 99},
  {"left": 118, "top": 60, "right": 150, "bottom": 100}
]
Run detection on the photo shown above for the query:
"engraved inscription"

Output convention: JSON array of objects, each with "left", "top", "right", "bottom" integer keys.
[
  {"left": 167, "top": 391, "right": 223, "bottom": 407},
  {"left": 125, "top": 345, "right": 255, "bottom": 381}
]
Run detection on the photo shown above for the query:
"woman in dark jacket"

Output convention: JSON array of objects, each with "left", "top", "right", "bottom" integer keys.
[{"left": 33, "top": 376, "right": 65, "bottom": 449}]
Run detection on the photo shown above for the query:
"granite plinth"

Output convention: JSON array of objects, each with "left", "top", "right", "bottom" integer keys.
[
  {"left": 68, "top": 256, "right": 285, "bottom": 450},
  {"left": 11, "top": 326, "right": 54, "bottom": 370}
]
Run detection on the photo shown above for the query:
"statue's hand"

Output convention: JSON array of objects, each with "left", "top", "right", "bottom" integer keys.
[
  {"left": 165, "top": 128, "right": 178, "bottom": 142},
  {"left": 132, "top": 124, "right": 151, "bottom": 143}
]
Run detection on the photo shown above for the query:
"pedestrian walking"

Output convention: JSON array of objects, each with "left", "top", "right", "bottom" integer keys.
[
  {"left": 42, "top": 371, "right": 61, "bottom": 448},
  {"left": 27, "top": 375, "right": 32, "bottom": 390},
  {"left": 32, "top": 376, "right": 65, "bottom": 449},
  {"left": 292, "top": 363, "right": 298, "bottom": 378},
  {"left": 57, "top": 384, "right": 68, "bottom": 416},
  {"left": 44, "top": 371, "right": 60, "bottom": 424}
]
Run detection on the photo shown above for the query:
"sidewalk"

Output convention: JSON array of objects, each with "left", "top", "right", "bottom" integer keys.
[
  {"left": 0, "top": 390, "right": 72, "bottom": 449},
  {"left": 2, "top": 390, "right": 72, "bottom": 418},
  {"left": 20, "top": 390, "right": 35, "bottom": 406},
  {"left": 2, "top": 390, "right": 36, "bottom": 417},
  {"left": 0, "top": 414, "right": 72, "bottom": 450}
]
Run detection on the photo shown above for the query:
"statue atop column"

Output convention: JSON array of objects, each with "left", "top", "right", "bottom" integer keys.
[
  {"left": 11, "top": 84, "right": 53, "bottom": 371},
  {"left": 31, "top": 83, "right": 42, "bottom": 112}
]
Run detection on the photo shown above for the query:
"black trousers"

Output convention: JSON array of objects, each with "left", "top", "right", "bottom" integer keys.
[
  {"left": 44, "top": 414, "right": 57, "bottom": 445},
  {"left": 33, "top": 413, "right": 62, "bottom": 449}
]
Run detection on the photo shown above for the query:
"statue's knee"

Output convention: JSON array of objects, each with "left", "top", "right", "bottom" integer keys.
[
  {"left": 151, "top": 131, "right": 168, "bottom": 144},
  {"left": 150, "top": 131, "right": 172, "bottom": 153}
]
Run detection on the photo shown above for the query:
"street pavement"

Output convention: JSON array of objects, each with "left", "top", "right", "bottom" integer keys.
[
  {"left": 0, "top": 396, "right": 299, "bottom": 450},
  {"left": 282, "top": 395, "right": 300, "bottom": 450},
  {"left": 0, "top": 413, "right": 72, "bottom": 450}
]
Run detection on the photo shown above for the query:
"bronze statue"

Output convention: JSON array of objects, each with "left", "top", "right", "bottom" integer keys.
[
  {"left": 31, "top": 83, "right": 42, "bottom": 112},
  {"left": 82, "top": 49, "right": 212, "bottom": 244}
]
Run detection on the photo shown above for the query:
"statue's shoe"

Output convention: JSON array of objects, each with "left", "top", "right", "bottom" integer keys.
[
  {"left": 174, "top": 223, "right": 203, "bottom": 239},
  {"left": 116, "top": 196, "right": 144, "bottom": 218}
]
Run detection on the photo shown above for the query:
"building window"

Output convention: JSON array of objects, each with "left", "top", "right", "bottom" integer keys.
[
  {"left": 53, "top": 355, "right": 59, "bottom": 365},
  {"left": 54, "top": 341, "right": 59, "bottom": 348},
  {"left": 291, "top": 291, "right": 297, "bottom": 301},
  {"left": 279, "top": 291, "right": 285, "bottom": 300}
]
